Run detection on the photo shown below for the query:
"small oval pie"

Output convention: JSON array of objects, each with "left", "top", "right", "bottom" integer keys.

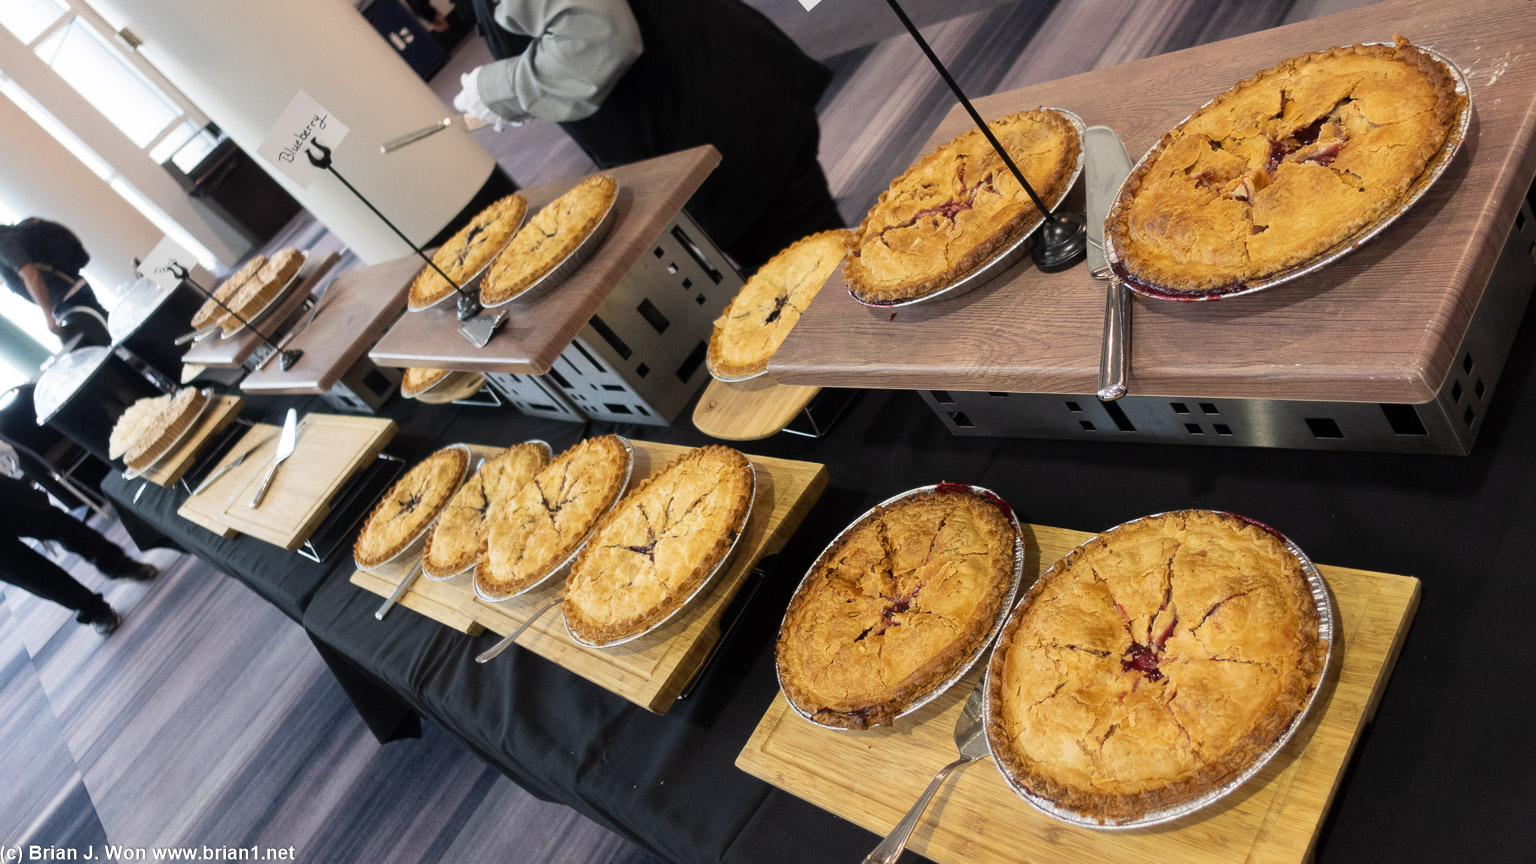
[
  {"left": 480, "top": 175, "right": 616, "bottom": 305},
  {"left": 708, "top": 230, "right": 852, "bottom": 379},
  {"left": 409, "top": 194, "right": 528, "bottom": 308},
  {"left": 422, "top": 442, "right": 550, "bottom": 579},
  {"left": 353, "top": 445, "right": 469, "bottom": 569}
]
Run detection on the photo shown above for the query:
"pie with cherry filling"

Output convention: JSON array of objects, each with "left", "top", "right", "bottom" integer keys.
[
  {"left": 481, "top": 175, "right": 616, "bottom": 305},
  {"left": 1106, "top": 35, "right": 1462, "bottom": 295},
  {"left": 120, "top": 387, "right": 208, "bottom": 471},
  {"left": 192, "top": 255, "right": 265, "bottom": 330},
  {"left": 708, "top": 230, "right": 852, "bottom": 379},
  {"left": 776, "top": 486, "right": 1017, "bottom": 729},
  {"left": 845, "top": 110, "right": 1080, "bottom": 303},
  {"left": 474, "top": 434, "right": 630, "bottom": 597},
  {"left": 985, "top": 510, "right": 1327, "bottom": 825},
  {"left": 353, "top": 445, "right": 469, "bottom": 569},
  {"left": 409, "top": 194, "right": 527, "bottom": 308},
  {"left": 423, "top": 442, "right": 550, "bottom": 579},
  {"left": 564, "top": 446, "right": 754, "bottom": 645}
]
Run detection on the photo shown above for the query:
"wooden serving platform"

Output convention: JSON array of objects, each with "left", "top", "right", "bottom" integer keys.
[
  {"left": 183, "top": 251, "right": 342, "bottom": 370},
  {"left": 177, "top": 422, "right": 277, "bottom": 538},
  {"left": 241, "top": 254, "right": 422, "bottom": 394},
  {"left": 770, "top": 0, "right": 1536, "bottom": 404},
  {"left": 693, "top": 378, "right": 822, "bottom": 441},
  {"left": 140, "top": 395, "right": 243, "bottom": 488},
  {"left": 737, "top": 523, "right": 1420, "bottom": 864},
  {"left": 368, "top": 147, "right": 720, "bottom": 375}
]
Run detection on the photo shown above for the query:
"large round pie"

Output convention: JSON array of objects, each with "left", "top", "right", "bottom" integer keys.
[
  {"left": 1106, "top": 36, "right": 1462, "bottom": 295},
  {"left": 409, "top": 194, "right": 527, "bottom": 308},
  {"left": 564, "top": 446, "right": 754, "bottom": 646},
  {"left": 474, "top": 434, "right": 630, "bottom": 598},
  {"left": 480, "top": 175, "right": 617, "bottom": 305},
  {"left": 120, "top": 387, "right": 208, "bottom": 471},
  {"left": 191, "top": 254, "right": 265, "bottom": 330},
  {"left": 422, "top": 442, "right": 550, "bottom": 579},
  {"left": 708, "top": 230, "right": 852, "bottom": 379},
  {"left": 776, "top": 486, "right": 1017, "bottom": 730},
  {"left": 845, "top": 109, "right": 1080, "bottom": 303},
  {"left": 353, "top": 445, "right": 469, "bottom": 569},
  {"left": 985, "top": 510, "right": 1328, "bottom": 825}
]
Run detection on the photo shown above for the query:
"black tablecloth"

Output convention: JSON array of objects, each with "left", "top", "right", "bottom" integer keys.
[{"left": 108, "top": 293, "right": 1536, "bottom": 863}]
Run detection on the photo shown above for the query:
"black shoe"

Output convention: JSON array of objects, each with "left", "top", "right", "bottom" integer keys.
[
  {"left": 116, "top": 562, "right": 160, "bottom": 582},
  {"left": 89, "top": 607, "right": 121, "bottom": 636}
]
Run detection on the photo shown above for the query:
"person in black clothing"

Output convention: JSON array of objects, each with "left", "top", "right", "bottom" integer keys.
[
  {"left": 0, "top": 475, "right": 157, "bottom": 635},
  {"left": 0, "top": 217, "right": 108, "bottom": 347},
  {"left": 454, "top": 0, "right": 845, "bottom": 273}
]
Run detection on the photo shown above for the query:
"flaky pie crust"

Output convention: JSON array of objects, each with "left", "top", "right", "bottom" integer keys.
[
  {"left": 409, "top": 195, "right": 528, "bottom": 308},
  {"left": 422, "top": 442, "right": 551, "bottom": 579},
  {"left": 192, "top": 255, "right": 265, "bottom": 330},
  {"left": 124, "top": 388, "right": 208, "bottom": 471},
  {"left": 708, "top": 230, "right": 852, "bottom": 379},
  {"left": 480, "top": 175, "right": 616, "bottom": 305},
  {"left": 353, "top": 445, "right": 469, "bottom": 569}
]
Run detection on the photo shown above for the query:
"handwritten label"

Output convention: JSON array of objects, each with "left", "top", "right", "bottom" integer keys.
[
  {"left": 257, "top": 90, "right": 350, "bottom": 189},
  {"left": 140, "top": 236, "right": 197, "bottom": 291}
]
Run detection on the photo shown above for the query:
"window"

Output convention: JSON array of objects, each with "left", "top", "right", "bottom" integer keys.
[
  {"left": 34, "top": 17, "right": 182, "bottom": 148},
  {"left": 0, "top": 0, "right": 67, "bottom": 45}
]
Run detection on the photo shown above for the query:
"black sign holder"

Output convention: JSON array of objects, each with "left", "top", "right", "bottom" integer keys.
[{"left": 166, "top": 261, "right": 303, "bottom": 371}]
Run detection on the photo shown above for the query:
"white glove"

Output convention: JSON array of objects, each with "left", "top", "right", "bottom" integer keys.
[{"left": 453, "top": 67, "right": 514, "bottom": 131}]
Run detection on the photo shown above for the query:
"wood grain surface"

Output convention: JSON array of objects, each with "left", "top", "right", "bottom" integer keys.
[
  {"left": 458, "top": 440, "right": 828, "bottom": 713},
  {"left": 368, "top": 147, "right": 721, "bottom": 375},
  {"left": 692, "top": 377, "right": 822, "bottom": 441},
  {"left": 175, "top": 422, "right": 278, "bottom": 538},
  {"left": 771, "top": 0, "right": 1536, "bottom": 402},
  {"left": 140, "top": 395, "right": 243, "bottom": 488},
  {"left": 241, "top": 253, "right": 424, "bottom": 394},
  {"left": 182, "top": 252, "right": 342, "bottom": 370},
  {"left": 737, "top": 522, "right": 1420, "bottom": 864}
]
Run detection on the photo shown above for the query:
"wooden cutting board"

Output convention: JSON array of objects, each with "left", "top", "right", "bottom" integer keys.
[
  {"left": 736, "top": 523, "right": 1420, "bottom": 864},
  {"left": 176, "top": 422, "right": 278, "bottom": 538},
  {"left": 692, "top": 377, "right": 821, "bottom": 441},
  {"left": 142, "top": 395, "right": 244, "bottom": 488},
  {"left": 213, "top": 414, "right": 396, "bottom": 550},
  {"left": 457, "top": 439, "right": 827, "bottom": 713}
]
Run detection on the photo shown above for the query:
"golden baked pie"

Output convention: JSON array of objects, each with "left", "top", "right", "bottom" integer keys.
[
  {"left": 564, "top": 446, "right": 754, "bottom": 645},
  {"left": 423, "top": 442, "right": 551, "bottom": 579},
  {"left": 481, "top": 175, "right": 617, "bottom": 305},
  {"left": 109, "top": 394, "right": 171, "bottom": 460},
  {"left": 400, "top": 368, "right": 452, "bottom": 398},
  {"left": 845, "top": 110, "right": 1080, "bottom": 303},
  {"left": 257, "top": 247, "right": 304, "bottom": 286},
  {"left": 409, "top": 194, "right": 528, "bottom": 308},
  {"left": 353, "top": 445, "right": 469, "bottom": 569},
  {"left": 124, "top": 387, "right": 208, "bottom": 472},
  {"left": 1106, "top": 36, "right": 1462, "bottom": 295},
  {"left": 217, "top": 272, "right": 281, "bottom": 335},
  {"left": 474, "top": 434, "right": 630, "bottom": 598},
  {"left": 985, "top": 510, "right": 1327, "bottom": 825},
  {"left": 191, "top": 254, "right": 265, "bottom": 330},
  {"left": 708, "top": 231, "right": 852, "bottom": 379},
  {"left": 776, "top": 486, "right": 1017, "bottom": 729}
]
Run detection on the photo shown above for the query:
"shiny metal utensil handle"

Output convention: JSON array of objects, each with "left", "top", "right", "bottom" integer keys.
[
  {"left": 1097, "top": 277, "right": 1129, "bottom": 402},
  {"left": 375, "top": 561, "right": 423, "bottom": 620},
  {"left": 861, "top": 755, "right": 973, "bottom": 864},
  {"left": 248, "top": 458, "right": 281, "bottom": 508},
  {"left": 380, "top": 118, "right": 452, "bottom": 154},
  {"left": 475, "top": 596, "right": 563, "bottom": 663}
]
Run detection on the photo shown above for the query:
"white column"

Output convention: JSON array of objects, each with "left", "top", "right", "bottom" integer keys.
[{"left": 88, "top": 0, "right": 497, "bottom": 265}]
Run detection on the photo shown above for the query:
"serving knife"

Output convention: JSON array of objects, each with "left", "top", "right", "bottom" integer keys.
[
  {"left": 380, "top": 114, "right": 491, "bottom": 155},
  {"left": 248, "top": 409, "right": 299, "bottom": 508},
  {"left": 1085, "top": 125, "right": 1135, "bottom": 402}
]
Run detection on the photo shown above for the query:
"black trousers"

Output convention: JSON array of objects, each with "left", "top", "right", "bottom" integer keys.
[
  {"left": 0, "top": 508, "right": 135, "bottom": 622},
  {"left": 722, "top": 130, "right": 846, "bottom": 275}
]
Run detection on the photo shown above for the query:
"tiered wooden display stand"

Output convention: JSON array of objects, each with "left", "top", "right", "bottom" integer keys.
[
  {"left": 139, "top": 395, "right": 244, "bottom": 488},
  {"left": 182, "top": 252, "right": 343, "bottom": 370},
  {"left": 737, "top": 523, "right": 1419, "bottom": 864},
  {"left": 347, "top": 439, "right": 827, "bottom": 713},
  {"left": 692, "top": 378, "right": 823, "bottom": 441}
]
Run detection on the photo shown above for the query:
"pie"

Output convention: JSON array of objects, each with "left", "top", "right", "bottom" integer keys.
[
  {"left": 708, "top": 230, "right": 852, "bottom": 379},
  {"left": 353, "top": 445, "right": 469, "bottom": 569},
  {"left": 985, "top": 510, "right": 1327, "bottom": 825},
  {"left": 258, "top": 247, "right": 304, "bottom": 286},
  {"left": 474, "top": 434, "right": 630, "bottom": 598},
  {"left": 845, "top": 110, "right": 1080, "bottom": 303},
  {"left": 191, "top": 254, "right": 265, "bottom": 330},
  {"left": 422, "top": 442, "right": 550, "bottom": 579},
  {"left": 776, "top": 485, "right": 1017, "bottom": 729},
  {"left": 480, "top": 175, "right": 617, "bottom": 305},
  {"left": 409, "top": 194, "right": 528, "bottom": 308},
  {"left": 564, "top": 446, "right": 754, "bottom": 645},
  {"left": 216, "top": 247, "right": 305, "bottom": 335},
  {"left": 109, "top": 394, "right": 171, "bottom": 460},
  {"left": 1106, "top": 36, "right": 1462, "bottom": 295},
  {"left": 123, "top": 387, "right": 208, "bottom": 471},
  {"left": 400, "top": 368, "right": 452, "bottom": 398}
]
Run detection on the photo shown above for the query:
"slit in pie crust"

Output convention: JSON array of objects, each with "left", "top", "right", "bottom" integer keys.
[
  {"left": 480, "top": 175, "right": 617, "bottom": 306},
  {"left": 708, "top": 230, "right": 852, "bottom": 379},
  {"left": 353, "top": 445, "right": 469, "bottom": 569},
  {"left": 408, "top": 195, "right": 528, "bottom": 308}
]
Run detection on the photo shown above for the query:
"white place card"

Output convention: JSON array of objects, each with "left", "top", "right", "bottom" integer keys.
[{"left": 257, "top": 90, "right": 350, "bottom": 190}]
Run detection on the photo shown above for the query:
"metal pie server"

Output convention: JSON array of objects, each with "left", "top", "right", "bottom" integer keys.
[
  {"left": 248, "top": 409, "right": 298, "bottom": 508},
  {"left": 380, "top": 113, "right": 491, "bottom": 155},
  {"left": 1085, "top": 125, "right": 1135, "bottom": 402},
  {"left": 191, "top": 438, "right": 265, "bottom": 496}
]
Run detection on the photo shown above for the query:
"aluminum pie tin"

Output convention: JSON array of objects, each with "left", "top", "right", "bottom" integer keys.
[
  {"left": 472, "top": 436, "right": 636, "bottom": 602},
  {"left": 983, "top": 509, "right": 1336, "bottom": 829},
  {"left": 482, "top": 183, "right": 620, "bottom": 309},
  {"left": 353, "top": 443, "right": 473, "bottom": 572},
  {"left": 776, "top": 482, "right": 1027, "bottom": 730},
  {"left": 420, "top": 440, "right": 552, "bottom": 582},
  {"left": 849, "top": 108, "right": 1087, "bottom": 310},
  {"left": 565, "top": 461, "right": 758, "bottom": 648},
  {"left": 221, "top": 251, "right": 311, "bottom": 338},
  {"left": 707, "top": 247, "right": 856, "bottom": 384},
  {"left": 120, "top": 387, "right": 217, "bottom": 480},
  {"left": 1105, "top": 42, "right": 1472, "bottom": 302},
  {"left": 411, "top": 371, "right": 488, "bottom": 405},
  {"left": 407, "top": 208, "right": 529, "bottom": 312}
]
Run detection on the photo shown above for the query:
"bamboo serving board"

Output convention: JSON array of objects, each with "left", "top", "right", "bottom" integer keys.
[
  {"left": 693, "top": 377, "right": 821, "bottom": 441},
  {"left": 141, "top": 395, "right": 244, "bottom": 488},
  {"left": 458, "top": 439, "right": 827, "bottom": 713},
  {"left": 176, "top": 422, "right": 278, "bottom": 538},
  {"left": 213, "top": 414, "right": 396, "bottom": 550},
  {"left": 736, "top": 523, "right": 1420, "bottom": 864}
]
